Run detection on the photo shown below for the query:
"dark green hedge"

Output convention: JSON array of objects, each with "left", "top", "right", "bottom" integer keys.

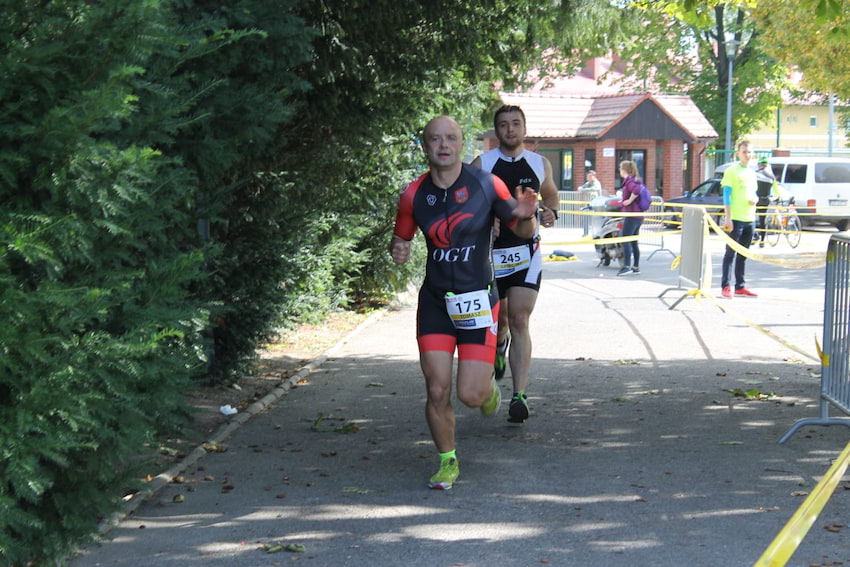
[
  {"left": 1, "top": 3, "right": 209, "bottom": 562},
  {"left": 0, "top": 0, "right": 599, "bottom": 562}
]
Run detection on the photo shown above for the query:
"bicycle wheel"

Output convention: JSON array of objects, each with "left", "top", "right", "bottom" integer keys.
[
  {"left": 785, "top": 214, "right": 802, "bottom": 248},
  {"left": 765, "top": 215, "right": 781, "bottom": 247}
]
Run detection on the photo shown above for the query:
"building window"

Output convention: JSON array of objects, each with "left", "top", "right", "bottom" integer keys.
[
  {"left": 787, "top": 115, "right": 798, "bottom": 124},
  {"left": 539, "top": 149, "right": 574, "bottom": 191},
  {"left": 584, "top": 149, "right": 596, "bottom": 173},
  {"left": 655, "top": 147, "right": 664, "bottom": 195},
  {"left": 810, "top": 116, "right": 818, "bottom": 127},
  {"left": 561, "top": 152, "right": 574, "bottom": 190}
]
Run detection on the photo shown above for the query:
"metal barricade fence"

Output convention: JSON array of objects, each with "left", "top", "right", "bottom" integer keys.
[
  {"left": 641, "top": 196, "right": 675, "bottom": 260},
  {"left": 555, "top": 190, "right": 586, "bottom": 230},
  {"left": 779, "top": 233, "right": 850, "bottom": 443}
]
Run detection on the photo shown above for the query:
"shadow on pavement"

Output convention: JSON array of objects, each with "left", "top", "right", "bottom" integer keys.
[{"left": 72, "top": 349, "right": 850, "bottom": 567}]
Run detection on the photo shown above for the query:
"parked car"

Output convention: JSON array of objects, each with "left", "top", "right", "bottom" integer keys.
[
  {"left": 663, "top": 163, "right": 781, "bottom": 229},
  {"left": 767, "top": 156, "right": 850, "bottom": 230},
  {"left": 663, "top": 178, "right": 723, "bottom": 228}
]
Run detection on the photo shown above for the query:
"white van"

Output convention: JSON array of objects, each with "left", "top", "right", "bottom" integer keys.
[{"left": 768, "top": 157, "right": 850, "bottom": 230}]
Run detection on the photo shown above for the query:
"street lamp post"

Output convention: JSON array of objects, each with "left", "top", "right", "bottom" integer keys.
[{"left": 724, "top": 39, "right": 740, "bottom": 155}]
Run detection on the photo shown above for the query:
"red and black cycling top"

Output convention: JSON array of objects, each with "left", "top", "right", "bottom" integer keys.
[{"left": 393, "top": 163, "right": 519, "bottom": 295}]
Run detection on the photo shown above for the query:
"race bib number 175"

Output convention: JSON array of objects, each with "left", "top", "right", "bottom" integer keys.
[{"left": 444, "top": 289, "right": 493, "bottom": 330}]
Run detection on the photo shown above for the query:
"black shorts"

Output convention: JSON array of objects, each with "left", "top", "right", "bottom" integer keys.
[
  {"left": 496, "top": 268, "right": 542, "bottom": 297},
  {"left": 416, "top": 284, "right": 500, "bottom": 363}
]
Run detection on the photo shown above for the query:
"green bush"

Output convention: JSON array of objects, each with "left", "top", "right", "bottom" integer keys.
[
  {"left": 0, "top": 0, "right": 595, "bottom": 562},
  {"left": 0, "top": 2, "right": 205, "bottom": 562}
]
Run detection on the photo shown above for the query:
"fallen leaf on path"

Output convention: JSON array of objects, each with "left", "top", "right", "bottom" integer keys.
[
  {"left": 284, "top": 544, "right": 306, "bottom": 552},
  {"left": 724, "top": 388, "right": 775, "bottom": 400},
  {"left": 335, "top": 422, "right": 360, "bottom": 433}
]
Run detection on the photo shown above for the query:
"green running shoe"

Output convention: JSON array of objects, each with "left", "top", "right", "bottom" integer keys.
[
  {"left": 480, "top": 376, "right": 501, "bottom": 417},
  {"left": 428, "top": 457, "right": 459, "bottom": 490},
  {"left": 508, "top": 392, "right": 529, "bottom": 423},
  {"left": 494, "top": 334, "right": 510, "bottom": 380}
]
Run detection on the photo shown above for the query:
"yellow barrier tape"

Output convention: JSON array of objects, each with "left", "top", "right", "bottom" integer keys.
[
  {"left": 754, "top": 440, "right": 850, "bottom": 567},
  {"left": 815, "top": 337, "right": 828, "bottom": 367},
  {"left": 703, "top": 294, "right": 820, "bottom": 363},
  {"left": 661, "top": 202, "right": 825, "bottom": 217},
  {"left": 678, "top": 288, "right": 713, "bottom": 305},
  {"left": 663, "top": 202, "right": 799, "bottom": 211},
  {"left": 703, "top": 212, "right": 825, "bottom": 270},
  {"left": 545, "top": 230, "right": 681, "bottom": 248},
  {"left": 568, "top": 209, "right": 673, "bottom": 217},
  {"left": 560, "top": 198, "right": 831, "bottom": 217},
  {"left": 545, "top": 207, "right": 823, "bottom": 268}
]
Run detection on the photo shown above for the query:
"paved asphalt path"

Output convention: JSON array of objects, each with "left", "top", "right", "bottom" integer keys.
[{"left": 72, "top": 228, "right": 850, "bottom": 567}]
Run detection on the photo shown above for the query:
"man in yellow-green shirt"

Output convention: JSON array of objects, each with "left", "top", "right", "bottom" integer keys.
[{"left": 720, "top": 140, "right": 759, "bottom": 299}]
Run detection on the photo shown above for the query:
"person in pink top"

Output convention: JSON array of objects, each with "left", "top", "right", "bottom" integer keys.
[{"left": 617, "top": 160, "right": 644, "bottom": 276}]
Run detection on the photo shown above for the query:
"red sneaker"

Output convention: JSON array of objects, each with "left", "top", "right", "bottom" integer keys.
[
  {"left": 721, "top": 286, "right": 732, "bottom": 299},
  {"left": 734, "top": 288, "right": 758, "bottom": 298}
]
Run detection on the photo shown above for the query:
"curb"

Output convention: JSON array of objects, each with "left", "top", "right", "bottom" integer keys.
[{"left": 95, "top": 309, "right": 387, "bottom": 536}]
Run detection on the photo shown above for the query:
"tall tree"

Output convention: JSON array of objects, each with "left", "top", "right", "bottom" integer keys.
[
  {"left": 754, "top": 0, "right": 850, "bottom": 98},
  {"left": 614, "top": 1, "right": 787, "bottom": 148}
]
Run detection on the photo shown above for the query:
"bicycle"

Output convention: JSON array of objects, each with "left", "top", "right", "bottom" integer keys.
[{"left": 764, "top": 196, "right": 801, "bottom": 249}]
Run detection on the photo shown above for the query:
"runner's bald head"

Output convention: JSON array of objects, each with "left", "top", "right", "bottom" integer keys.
[
  {"left": 421, "top": 116, "right": 464, "bottom": 170},
  {"left": 423, "top": 115, "right": 462, "bottom": 141}
]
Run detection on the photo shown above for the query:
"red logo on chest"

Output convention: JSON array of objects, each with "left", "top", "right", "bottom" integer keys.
[
  {"left": 454, "top": 187, "right": 469, "bottom": 204},
  {"left": 427, "top": 212, "right": 473, "bottom": 248}
]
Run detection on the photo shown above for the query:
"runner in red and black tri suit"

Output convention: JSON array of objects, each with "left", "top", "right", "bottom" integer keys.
[
  {"left": 390, "top": 115, "right": 538, "bottom": 490},
  {"left": 394, "top": 164, "right": 518, "bottom": 357}
]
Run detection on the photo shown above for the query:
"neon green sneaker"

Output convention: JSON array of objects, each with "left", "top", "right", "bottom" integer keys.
[
  {"left": 480, "top": 376, "right": 501, "bottom": 417},
  {"left": 494, "top": 334, "right": 510, "bottom": 380},
  {"left": 508, "top": 392, "right": 529, "bottom": 423},
  {"left": 428, "top": 457, "right": 459, "bottom": 490}
]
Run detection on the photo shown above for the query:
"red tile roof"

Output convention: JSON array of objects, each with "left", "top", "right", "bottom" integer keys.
[{"left": 498, "top": 91, "right": 718, "bottom": 142}]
